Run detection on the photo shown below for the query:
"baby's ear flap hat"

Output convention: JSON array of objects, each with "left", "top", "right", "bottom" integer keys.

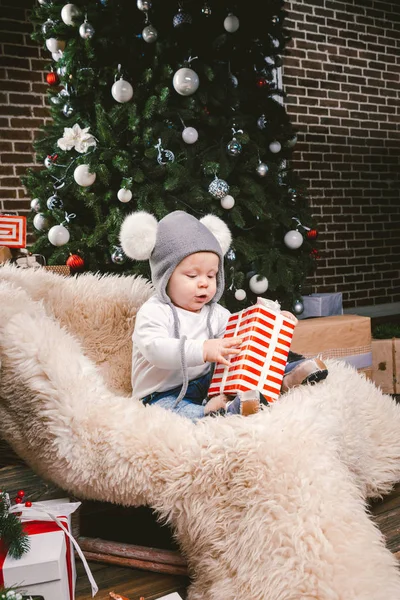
[{"left": 119, "top": 210, "right": 232, "bottom": 303}]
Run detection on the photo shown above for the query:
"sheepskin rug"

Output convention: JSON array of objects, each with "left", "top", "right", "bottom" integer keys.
[{"left": 1, "top": 264, "right": 400, "bottom": 599}]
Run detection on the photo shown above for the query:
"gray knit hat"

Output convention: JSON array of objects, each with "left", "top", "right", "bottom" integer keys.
[{"left": 119, "top": 210, "right": 232, "bottom": 304}]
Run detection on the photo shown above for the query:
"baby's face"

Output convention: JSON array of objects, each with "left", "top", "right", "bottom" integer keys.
[{"left": 167, "top": 252, "right": 219, "bottom": 313}]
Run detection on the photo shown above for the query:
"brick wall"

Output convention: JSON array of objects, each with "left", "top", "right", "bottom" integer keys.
[
  {"left": 0, "top": 0, "right": 48, "bottom": 230},
  {"left": 1, "top": 0, "right": 399, "bottom": 308},
  {"left": 284, "top": 0, "right": 400, "bottom": 307}
]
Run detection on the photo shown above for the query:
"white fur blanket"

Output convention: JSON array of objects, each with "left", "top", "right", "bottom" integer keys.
[{"left": 1, "top": 265, "right": 400, "bottom": 599}]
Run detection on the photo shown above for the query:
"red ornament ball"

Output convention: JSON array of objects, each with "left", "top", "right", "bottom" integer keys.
[
  {"left": 307, "top": 228, "right": 318, "bottom": 241},
  {"left": 66, "top": 254, "right": 84, "bottom": 272},
  {"left": 17, "top": 489, "right": 25, "bottom": 498},
  {"left": 256, "top": 77, "right": 268, "bottom": 89},
  {"left": 15, "top": 496, "right": 23, "bottom": 504},
  {"left": 25, "top": 501, "right": 32, "bottom": 507},
  {"left": 46, "top": 71, "right": 59, "bottom": 86}
]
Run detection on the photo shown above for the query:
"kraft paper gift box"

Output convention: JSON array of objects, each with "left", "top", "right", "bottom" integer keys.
[
  {"left": 208, "top": 300, "right": 296, "bottom": 403},
  {"left": 371, "top": 338, "right": 400, "bottom": 394},
  {"left": 291, "top": 315, "right": 372, "bottom": 375},
  {"left": 0, "top": 499, "right": 82, "bottom": 600},
  {"left": 298, "top": 292, "right": 343, "bottom": 320}
]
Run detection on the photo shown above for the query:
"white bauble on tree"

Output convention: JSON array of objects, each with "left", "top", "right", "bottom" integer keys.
[
  {"left": 73, "top": 164, "right": 96, "bottom": 187},
  {"left": 284, "top": 230, "right": 303, "bottom": 249},
  {"left": 235, "top": 288, "right": 246, "bottom": 301},
  {"left": 33, "top": 213, "right": 49, "bottom": 231},
  {"left": 111, "top": 78, "right": 133, "bottom": 103},
  {"left": 182, "top": 127, "right": 198, "bottom": 144},
  {"left": 61, "top": 4, "right": 81, "bottom": 26},
  {"left": 269, "top": 141, "right": 282, "bottom": 154},
  {"left": 30, "top": 198, "right": 41, "bottom": 212},
  {"left": 48, "top": 224, "right": 70, "bottom": 246},
  {"left": 142, "top": 24, "right": 158, "bottom": 43},
  {"left": 117, "top": 188, "right": 132, "bottom": 203},
  {"left": 220, "top": 194, "right": 235, "bottom": 210},
  {"left": 52, "top": 50, "right": 63, "bottom": 62},
  {"left": 173, "top": 68, "right": 199, "bottom": 96},
  {"left": 224, "top": 13, "right": 239, "bottom": 32},
  {"left": 45, "top": 38, "right": 66, "bottom": 53},
  {"left": 249, "top": 274, "right": 269, "bottom": 294}
]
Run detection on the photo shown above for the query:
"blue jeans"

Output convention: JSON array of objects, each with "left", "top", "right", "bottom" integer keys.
[
  {"left": 141, "top": 359, "right": 305, "bottom": 422},
  {"left": 142, "top": 372, "right": 212, "bottom": 421}
]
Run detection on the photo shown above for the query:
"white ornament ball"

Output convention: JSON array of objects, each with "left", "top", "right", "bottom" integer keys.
[
  {"left": 224, "top": 13, "right": 240, "bottom": 33},
  {"left": 45, "top": 38, "right": 66, "bottom": 53},
  {"left": 284, "top": 230, "right": 304, "bottom": 249},
  {"left": 235, "top": 288, "right": 246, "bottom": 301},
  {"left": 220, "top": 194, "right": 235, "bottom": 210},
  {"left": 293, "top": 300, "right": 304, "bottom": 315},
  {"left": 173, "top": 68, "right": 199, "bottom": 96},
  {"left": 33, "top": 213, "right": 49, "bottom": 231},
  {"left": 79, "top": 20, "right": 95, "bottom": 39},
  {"left": 30, "top": 198, "right": 41, "bottom": 212},
  {"left": 117, "top": 188, "right": 132, "bottom": 203},
  {"left": 111, "top": 78, "right": 133, "bottom": 103},
  {"left": 182, "top": 126, "right": 198, "bottom": 144},
  {"left": 249, "top": 274, "right": 269, "bottom": 295},
  {"left": 61, "top": 3, "right": 81, "bottom": 26},
  {"left": 48, "top": 224, "right": 70, "bottom": 246},
  {"left": 73, "top": 164, "right": 96, "bottom": 187},
  {"left": 269, "top": 141, "right": 282, "bottom": 154},
  {"left": 52, "top": 50, "right": 63, "bottom": 62}
]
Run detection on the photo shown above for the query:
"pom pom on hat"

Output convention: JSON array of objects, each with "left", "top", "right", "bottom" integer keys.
[
  {"left": 119, "top": 211, "right": 157, "bottom": 260},
  {"left": 200, "top": 214, "right": 232, "bottom": 255}
]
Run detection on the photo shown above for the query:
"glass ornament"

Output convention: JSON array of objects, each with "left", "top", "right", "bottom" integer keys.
[
  {"left": 249, "top": 275, "right": 269, "bottom": 295},
  {"left": 111, "top": 78, "right": 133, "bottom": 103},
  {"left": 284, "top": 230, "right": 303, "bottom": 250},
  {"left": 48, "top": 224, "right": 70, "bottom": 246},
  {"left": 172, "top": 68, "right": 199, "bottom": 96},
  {"left": 208, "top": 177, "right": 229, "bottom": 199}
]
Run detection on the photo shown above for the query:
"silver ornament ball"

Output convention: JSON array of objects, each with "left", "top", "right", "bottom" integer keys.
[
  {"left": 208, "top": 178, "right": 229, "bottom": 199},
  {"left": 111, "top": 246, "right": 127, "bottom": 264},
  {"left": 256, "top": 162, "right": 269, "bottom": 177},
  {"left": 224, "top": 13, "right": 240, "bottom": 33},
  {"left": 226, "top": 139, "right": 242, "bottom": 156},
  {"left": 33, "top": 213, "right": 49, "bottom": 231},
  {"left": 284, "top": 230, "right": 303, "bottom": 250},
  {"left": 62, "top": 102, "right": 74, "bottom": 117},
  {"left": 293, "top": 300, "right": 304, "bottom": 315},
  {"left": 235, "top": 289, "right": 246, "bottom": 302},
  {"left": 79, "top": 20, "right": 95, "bottom": 39},
  {"left": 257, "top": 115, "right": 267, "bottom": 130},
  {"left": 182, "top": 127, "right": 198, "bottom": 144},
  {"left": 111, "top": 78, "right": 133, "bottom": 103},
  {"left": 137, "top": 0, "right": 151, "bottom": 10},
  {"left": 44, "top": 156, "right": 53, "bottom": 169},
  {"left": 269, "top": 141, "right": 282, "bottom": 154},
  {"left": 226, "top": 249, "right": 236, "bottom": 262},
  {"left": 46, "top": 194, "right": 63, "bottom": 210},
  {"left": 30, "top": 198, "right": 41, "bottom": 212},
  {"left": 142, "top": 24, "right": 158, "bottom": 43},
  {"left": 42, "top": 19, "right": 55, "bottom": 35}
]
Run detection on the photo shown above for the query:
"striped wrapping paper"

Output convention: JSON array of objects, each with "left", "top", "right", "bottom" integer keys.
[{"left": 208, "top": 304, "right": 296, "bottom": 403}]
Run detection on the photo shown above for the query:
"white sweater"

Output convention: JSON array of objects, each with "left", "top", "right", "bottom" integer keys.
[{"left": 132, "top": 295, "right": 230, "bottom": 399}]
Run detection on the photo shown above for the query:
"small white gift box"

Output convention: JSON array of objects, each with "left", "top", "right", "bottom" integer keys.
[
  {"left": 156, "top": 594, "right": 183, "bottom": 600},
  {"left": 298, "top": 292, "right": 343, "bottom": 320}
]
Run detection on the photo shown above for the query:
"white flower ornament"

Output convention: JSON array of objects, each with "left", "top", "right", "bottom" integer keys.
[{"left": 57, "top": 123, "right": 97, "bottom": 153}]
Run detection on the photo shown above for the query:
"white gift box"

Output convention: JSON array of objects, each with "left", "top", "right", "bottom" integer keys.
[
  {"left": 298, "top": 292, "right": 343, "bottom": 320},
  {"left": 2, "top": 529, "right": 70, "bottom": 599},
  {"left": 156, "top": 594, "right": 183, "bottom": 600},
  {"left": 0, "top": 499, "right": 81, "bottom": 600}
]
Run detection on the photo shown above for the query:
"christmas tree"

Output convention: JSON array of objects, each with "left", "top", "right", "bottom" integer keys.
[{"left": 22, "top": 0, "right": 317, "bottom": 312}]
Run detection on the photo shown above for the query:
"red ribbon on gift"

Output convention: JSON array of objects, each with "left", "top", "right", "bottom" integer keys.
[{"left": 0, "top": 518, "right": 73, "bottom": 600}]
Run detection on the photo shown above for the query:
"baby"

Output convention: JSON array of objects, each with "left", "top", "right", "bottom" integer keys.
[{"left": 120, "top": 210, "right": 328, "bottom": 421}]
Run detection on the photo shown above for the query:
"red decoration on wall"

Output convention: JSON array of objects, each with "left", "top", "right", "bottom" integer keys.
[
  {"left": 46, "top": 71, "right": 59, "bottom": 86},
  {"left": 66, "top": 253, "right": 84, "bottom": 272},
  {"left": 307, "top": 228, "right": 318, "bottom": 241}
]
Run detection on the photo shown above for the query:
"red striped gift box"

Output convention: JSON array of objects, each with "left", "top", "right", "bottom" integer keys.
[
  {"left": 208, "top": 304, "right": 296, "bottom": 403},
  {"left": 0, "top": 215, "right": 27, "bottom": 248}
]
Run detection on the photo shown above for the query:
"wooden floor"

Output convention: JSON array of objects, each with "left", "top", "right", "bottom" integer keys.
[{"left": 75, "top": 483, "right": 400, "bottom": 600}]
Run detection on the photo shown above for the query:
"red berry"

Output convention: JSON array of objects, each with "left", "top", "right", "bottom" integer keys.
[{"left": 17, "top": 489, "right": 25, "bottom": 498}]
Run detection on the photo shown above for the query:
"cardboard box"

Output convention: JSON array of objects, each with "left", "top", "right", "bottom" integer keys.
[
  {"left": 298, "top": 292, "right": 343, "bottom": 320},
  {"left": 291, "top": 314, "right": 372, "bottom": 374},
  {"left": 209, "top": 303, "right": 295, "bottom": 403},
  {"left": 371, "top": 338, "right": 400, "bottom": 394}
]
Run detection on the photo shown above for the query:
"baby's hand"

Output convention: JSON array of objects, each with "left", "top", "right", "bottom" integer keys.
[
  {"left": 203, "top": 337, "right": 242, "bottom": 367},
  {"left": 281, "top": 310, "right": 298, "bottom": 326}
]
